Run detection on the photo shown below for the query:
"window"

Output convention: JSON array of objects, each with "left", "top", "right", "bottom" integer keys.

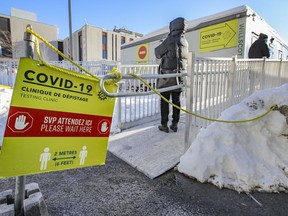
[
  {"left": 78, "top": 31, "right": 83, "bottom": 61},
  {"left": 102, "top": 50, "right": 107, "bottom": 59},
  {"left": 278, "top": 50, "right": 283, "bottom": 60},
  {"left": 115, "top": 35, "right": 117, "bottom": 60},
  {"left": 121, "top": 36, "right": 125, "bottom": 44},
  {"left": 112, "top": 34, "right": 114, "bottom": 60},
  {"left": 102, "top": 32, "right": 107, "bottom": 44},
  {"left": 58, "top": 41, "right": 64, "bottom": 61},
  {"left": 0, "top": 17, "right": 12, "bottom": 58},
  {"left": 102, "top": 32, "right": 107, "bottom": 59}
]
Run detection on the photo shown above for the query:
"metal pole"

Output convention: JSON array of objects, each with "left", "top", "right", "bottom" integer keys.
[
  {"left": 14, "top": 24, "right": 35, "bottom": 216},
  {"left": 15, "top": 176, "right": 26, "bottom": 216},
  {"left": 68, "top": 0, "right": 73, "bottom": 60}
]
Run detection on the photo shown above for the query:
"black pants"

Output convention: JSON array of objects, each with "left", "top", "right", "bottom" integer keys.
[{"left": 160, "top": 91, "right": 181, "bottom": 125}]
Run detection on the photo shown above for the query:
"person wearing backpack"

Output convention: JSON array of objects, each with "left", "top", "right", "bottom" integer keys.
[{"left": 155, "top": 17, "right": 189, "bottom": 133}]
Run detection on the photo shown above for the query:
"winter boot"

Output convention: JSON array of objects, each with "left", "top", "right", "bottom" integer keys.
[
  {"left": 158, "top": 124, "right": 169, "bottom": 133},
  {"left": 170, "top": 123, "right": 178, "bottom": 132}
]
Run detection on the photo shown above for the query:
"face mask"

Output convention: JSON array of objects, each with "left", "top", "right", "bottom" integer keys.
[{"left": 264, "top": 38, "right": 268, "bottom": 43}]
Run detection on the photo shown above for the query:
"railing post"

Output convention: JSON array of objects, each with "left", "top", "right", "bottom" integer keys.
[
  {"left": 184, "top": 52, "right": 194, "bottom": 152},
  {"left": 7, "top": 60, "right": 12, "bottom": 87},
  {"left": 278, "top": 58, "right": 283, "bottom": 86},
  {"left": 117, "top": 93, "right": 122, "bottom": 130},
  {"left": 117, "top": 63, "right": 123, "bottom": 130},
  {"left": 260, "top": 57, "right": 266, "bottom": 89},
  {"left": 15, "top": 24, "right": 35, "bottom": 216},
  {"left": 248, "top": 60, "right": 254, "bottom": 96},
  {"left": 228, "top": 55, "right": 237, "bottom": 106}
]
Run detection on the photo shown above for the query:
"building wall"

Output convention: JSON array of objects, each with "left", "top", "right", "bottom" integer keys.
[
  {"left": 121, "top": 5, "right": 288, "bottom": 64},
  {"left": 9, "top": 16, "right": 57, "bottom": 43},
  {"left": 2, "top": 9, "right": 144, "bottom": 62},
  {"left": 0, "top": 13, "right": 59, "bottom": 59},
  {"left": 86, "top": 25, "right": 102, "bottom": 61},
  {"left": 63, "top": 24, "right": 139, "bottom": 61}
]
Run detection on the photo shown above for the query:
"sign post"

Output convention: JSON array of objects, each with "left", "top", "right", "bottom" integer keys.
[{"left": 14, "top": 24, "right": 35, "bottom": 216}]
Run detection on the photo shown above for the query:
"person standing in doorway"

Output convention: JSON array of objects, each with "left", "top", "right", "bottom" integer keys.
[
  {"left": 248, "top": 33, "right": 270, "bottom": 58},
  {"left": 155, "top": 17, "right": 189, "bottom": 133}
]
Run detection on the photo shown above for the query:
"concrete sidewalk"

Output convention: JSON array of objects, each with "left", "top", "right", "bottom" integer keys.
[{"left": 108, "top": 114, "right": 189, "bottom": 179}]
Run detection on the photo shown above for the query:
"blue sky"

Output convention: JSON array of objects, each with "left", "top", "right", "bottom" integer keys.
[{"left": 1, "top": 0, "right": 288, "bottom": 42}]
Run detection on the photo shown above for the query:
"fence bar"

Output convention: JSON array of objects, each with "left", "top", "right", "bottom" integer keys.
[
  {"left": 184, "top": 52, "right": 194, "bottom": 151},
  {"left": 100, "top": 73, "right": 187, "bottom": 97}
]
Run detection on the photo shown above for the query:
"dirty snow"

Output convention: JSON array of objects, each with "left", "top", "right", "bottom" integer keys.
[{"left": 178, "top": 83, "right": 288, "bottom": 193}]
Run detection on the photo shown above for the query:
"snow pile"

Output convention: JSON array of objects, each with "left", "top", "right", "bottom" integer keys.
[
  {"left": 0, "top": 86, "right": 13, "bottom": 148},
  {"left": 178, "top": 84, "right": 288, "bottom": 193}
]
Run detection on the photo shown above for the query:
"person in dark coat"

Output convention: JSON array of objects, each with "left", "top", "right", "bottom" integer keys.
[
  {"left": 155, "top": 17, "right": 189, "bottom": 133},
  {"left": 248, "top": 33, "right": 270, "bottom": 58}
]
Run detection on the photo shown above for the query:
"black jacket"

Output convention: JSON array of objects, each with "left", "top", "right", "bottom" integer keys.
[
  {"left": 248, "top": 39, "right": 270, "bottom": 59},
  {"left": 155, "top": 17, "right": 189, "bottom": 89}
]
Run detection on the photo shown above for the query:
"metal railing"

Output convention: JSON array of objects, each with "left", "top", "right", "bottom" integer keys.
[
  {"left": 110, "top": 64, "right": 186, "bottom": 130},
  {"left": 184, "top": 56, "right": 288, "bottom": 148}
]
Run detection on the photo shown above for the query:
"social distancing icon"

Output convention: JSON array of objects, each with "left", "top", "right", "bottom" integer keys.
[
  {"left": 79, "top": 146, "right": 88, "bottom": 166},
  {"left": 40, "top": 147, "right": 51, "bottom": 171}
]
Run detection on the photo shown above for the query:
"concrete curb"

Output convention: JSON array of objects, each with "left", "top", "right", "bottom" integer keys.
[{"left": 0, "top": 183, "right": 48, "bottom": 216}]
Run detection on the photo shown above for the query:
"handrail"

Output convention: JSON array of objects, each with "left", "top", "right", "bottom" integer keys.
[{"left": 100, "top": 72, "right": 187, "bottom": 97}]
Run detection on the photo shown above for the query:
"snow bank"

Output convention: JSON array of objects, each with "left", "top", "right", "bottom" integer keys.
[{"left": 178, "top": 84, "right": 288, "bottom": 193}]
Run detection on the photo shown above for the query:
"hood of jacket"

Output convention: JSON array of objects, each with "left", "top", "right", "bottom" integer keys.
[{"left": 169, "top": 17, "right": 187, "bottom": 33}]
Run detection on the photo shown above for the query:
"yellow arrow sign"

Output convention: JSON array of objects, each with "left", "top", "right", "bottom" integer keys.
[{"left": 200, "top": 19, "right": 238, "bottom": 52}]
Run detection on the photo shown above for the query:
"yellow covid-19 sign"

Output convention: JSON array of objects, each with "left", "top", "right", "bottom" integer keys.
[
  {"left": 0, "top": 58, "right": 117, "bottom": 178},
  {"left": 199, "top": 19, "right": 238, "bottom": 52}
]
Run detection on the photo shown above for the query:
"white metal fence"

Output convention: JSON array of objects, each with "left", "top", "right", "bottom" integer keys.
[
  {"left": 47, "top": 60, "right": 119, "bottom": 76},
  {"left": 0, "top": 60, "right": 18, "bottom": 87},
  {"left": 186, "top": 57, "right": 288, "bottom": 129},
  {"left": 116, "top": 65, "right": 160, "bottom": 129}
]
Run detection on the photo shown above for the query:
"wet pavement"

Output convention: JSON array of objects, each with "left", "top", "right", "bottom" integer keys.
[{"left": 0, "top": 151, "right": 288, "bottom": 216}]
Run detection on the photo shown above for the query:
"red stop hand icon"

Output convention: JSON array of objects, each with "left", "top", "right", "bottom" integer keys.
[
  {"left": 15, "top": 114, "right": 29, "bottom": 130},
  {"left": 7, "top": 112, "right": 33, "bottom": 133},
  {"left": 97, "top": 119, "right": 110, "bottom": 134}
]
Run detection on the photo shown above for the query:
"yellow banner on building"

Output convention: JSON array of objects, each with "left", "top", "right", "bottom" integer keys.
[
  {"left": 199, "top": 19, "right": 238, "bottom": 52},
  {"left": 0, "top": 58, "right": 117, "bottom": 178},
  {"left": 137, "top": 44, "right": 149, "bottom": 62}
]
